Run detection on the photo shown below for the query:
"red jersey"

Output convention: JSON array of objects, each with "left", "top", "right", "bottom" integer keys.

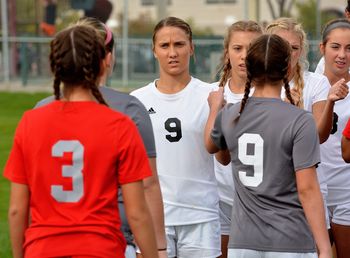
[
  {"left": 343, "top": 118, "right": 350, "bottom": 139},
  {"left": 4, "top": 101, "right": 152, "bottom": 258}
]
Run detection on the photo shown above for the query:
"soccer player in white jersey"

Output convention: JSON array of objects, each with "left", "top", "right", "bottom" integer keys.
[
  {"left": 212, "top": 20, "right": 262, "bottom": 258},
  {"left": 266, "top": 17, "right": 346, "bottom": 144},
  {"left": 317, "top": 18, "right": 350, "bottom": 258},
  {"left": 315, "top": 0, "right": 350, "bottom": 74},
  {"left": 131, "top": 16, "right": 220, "bottom": 258},
  {"left": 205, "top": 34, "right": 332, "bottom": 258}
]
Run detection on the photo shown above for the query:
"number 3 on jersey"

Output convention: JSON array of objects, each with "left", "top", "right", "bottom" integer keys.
[
  {"left": 51, "top": 140, "right": 84, "bottom": 203},
  {"left": 165, "top": 118, "right": 182, "bottom": 142},
  {"left": 238, "top": 133, "right": 264, "bottom": 187}
]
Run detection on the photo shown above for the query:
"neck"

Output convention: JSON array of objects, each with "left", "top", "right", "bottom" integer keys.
[
  {"left": 229, "top": 75, "right": 247, "bottom": 94},
  {"left": 99, "top": 73, "right": 108, "bottom": 87},
  {"left": 156, "top": 73, "right": 192, "bottom": 94},
  {"left": 324, "top": 70, "right": 350, "bottom": 85},
  {"left": 62, "top": 85, "right": 95, "bottom": 102},
  {"left": 252, "top": 82, "right": 282, "bottom": 99}
]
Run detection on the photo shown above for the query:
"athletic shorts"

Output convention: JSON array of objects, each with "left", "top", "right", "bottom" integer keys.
[
  {"left": 219, "top": 201, "right": 232, "bottom": 235},
  {"left": 165, "top": 220, "right": 221, "bottom": 258},
  {"left": 328, "top": 203, "right": 350, "bottom": 226},
  {"left": 228, "top": 249, "right": 317, "bottom": 258}
]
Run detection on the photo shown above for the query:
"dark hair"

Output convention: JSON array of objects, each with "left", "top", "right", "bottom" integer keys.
[
  {"left": 49, "top": 24, "right": 108, "bottom": 105},
  {"left": 77, "top": 17, "right": 115, "bottom": 53},
  {"left": 322, "top": 18, "right": 350, "bottom": 45},
  {"left": 239, "top": 34, "right": 294, "bottom": 114},
  {"left": 346, "top": 0, "right": 350, "bottom": 12},
  {"left": 152, "top": 16, "right": 192, "bottom": 50},
  {"left": 218, "top": 20, "right": 263, "bottom": 87}
]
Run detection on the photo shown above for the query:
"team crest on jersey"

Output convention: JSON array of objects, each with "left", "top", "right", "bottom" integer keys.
[{"left": 148, "top": 107, "right": 156, "bottom": 114}]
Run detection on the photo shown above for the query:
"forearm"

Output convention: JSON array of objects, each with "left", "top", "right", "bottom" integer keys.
[
  {"left": 316, "top": 99, "right": 334, "bottom": 144},
  {"left": 298, "top": 183, "right": 331, "bottom": 255},
  {"left": 143, "top": 177, "right": 167, "bottom": 249},
  {"left": 9, "top": 211, "right": 28, "bottom": 258},
  {"left": 341, "top": 136, "right": 350, "bottom": 162},
  {"left": 205, "top": 108, "right": 220, "bottom": 154}
]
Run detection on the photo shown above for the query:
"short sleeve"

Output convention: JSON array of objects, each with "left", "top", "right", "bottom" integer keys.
[
  {"left": 312, "top": 75, "right": 329, "bottom": 104},
  {"left": 116, "top": 118, "right": 152, "bottom": 185},
  {"left": 343, "top": 119, "right": 350, "bottom": 139},
  {"left": 3, "top": 115, "right": 28, "bottom": 184},
  {"left": 210, "top": 109, "right": 228, "bottom": 150},
  {"left": 293, "top": 113, "right": 320, "bottom": 171},
  {"left": 314, "top": 57, "right": 325, "bottom": 74},
  {"left": 125, "top": 96, "right": 156, "bottom": 158}
]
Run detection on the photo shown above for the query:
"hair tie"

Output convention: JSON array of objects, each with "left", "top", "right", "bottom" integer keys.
[{"left": 103, "top": 24, "right": 113, "bottom": 45}]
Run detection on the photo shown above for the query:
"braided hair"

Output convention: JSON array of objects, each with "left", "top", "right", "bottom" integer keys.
[
  {"left": 266, "top": 17, "right": 308, "bottom": 109},
  {"left": 49, "top": 24, "right": 108, "bottom": 106},
  {"left": 239, "top": 34, "right": 293, "bottom": 114}
]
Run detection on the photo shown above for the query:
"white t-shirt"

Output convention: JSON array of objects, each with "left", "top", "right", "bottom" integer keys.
[
  {"left": 212, "top": 79, "right": 245, "bottom": 206},
  {"left": 282, "top": 71, "right": 329, "bottom": 112},
  {"left": 314, "top": 57, "right": 326, "bottom": 75},
  {"left": 131, "top": 77, "right": 219, "bottom": 225},
  {"left": 318, "top": 82, "right": 350, "bottom": 206}
]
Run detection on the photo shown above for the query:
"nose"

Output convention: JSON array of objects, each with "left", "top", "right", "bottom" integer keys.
[
  {"left": 241, "top": 48, "right": 247, "bottom": 60},
  {"left": 169, "top": 45, "right": 177, "bottom": 57},
  {"left": 338, "top": 47, "right": 346, "bottom": 58}
]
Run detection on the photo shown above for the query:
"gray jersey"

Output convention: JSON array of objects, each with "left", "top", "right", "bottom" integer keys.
[
  {"left": 211, "top": 97, "right": 320, "bottom": 253},
  {"left": 34, "top": 86, "right": 156, "bottom": 245}
]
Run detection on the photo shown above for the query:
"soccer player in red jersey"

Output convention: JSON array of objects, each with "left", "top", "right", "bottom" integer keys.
[{"left": 4, "top": 24, "right": 158, "bottom": 258}]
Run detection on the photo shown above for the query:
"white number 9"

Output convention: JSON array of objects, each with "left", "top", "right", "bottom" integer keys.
[
  {"left": 238, "top": 133, "right": 264, "bottom": 187},
  {"left": 51, "top": 140, "right": 84, "bottom": 202}
]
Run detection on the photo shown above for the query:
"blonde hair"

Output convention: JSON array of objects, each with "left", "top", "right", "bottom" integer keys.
[
  {"left": 266, "top": 17, "right": 308, "bottom": 109},
  {"left": 218, "top": 20, "right": 263, "bottom": 87}
]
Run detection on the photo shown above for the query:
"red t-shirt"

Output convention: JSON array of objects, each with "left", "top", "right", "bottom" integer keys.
[
  {"left": 343, "top": 118, "right": 350, "bottom": 139},
  {"left": 4, "top": 101, "right": 152, "bottom": 258}
]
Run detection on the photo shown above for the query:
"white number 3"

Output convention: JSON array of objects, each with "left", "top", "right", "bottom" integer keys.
[
  {"left": 51, "top": 140, "right": 84, "bottom": 203},
  {"left": 238, "top": 133, "right": 264, "bottom": 187}
]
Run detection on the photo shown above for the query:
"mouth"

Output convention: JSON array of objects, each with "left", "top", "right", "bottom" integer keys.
[
  {"left": 238, "top": 64, "right": 246, "bottom": 70},
  {"left": 169, "top": 60, "right": 179, "bottom": 65},
  {"left": 335, "top": 60, "right": 347, "bottom": 68}
]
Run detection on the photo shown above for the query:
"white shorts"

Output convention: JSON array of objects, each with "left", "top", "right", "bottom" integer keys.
[
  {"left": 219, "top": 201, "right": 232, "bottom": 235},
  {"left": 228, "top": 249, "right": 317, "bottom": 258},
  {"left": 165, "top": 220, "right": 221, "bottom": 258},
  {"left": 328, "top": 203, "right": 350, "bottom": 226}
]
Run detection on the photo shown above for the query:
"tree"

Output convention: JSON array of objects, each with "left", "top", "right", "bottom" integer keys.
[{"left": 266, "top": 0, "right": 296, "bottom": 19}]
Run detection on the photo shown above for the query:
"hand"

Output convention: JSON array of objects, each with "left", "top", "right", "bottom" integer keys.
[
  {"left": 208, "top": 87, "right": 226, "bottom": 112},
  {"left": 328, "top": 78, "right": 349, "bottom": 102}
]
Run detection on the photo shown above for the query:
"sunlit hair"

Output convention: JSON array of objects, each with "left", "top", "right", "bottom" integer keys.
[
  {"left": 152, "top": 16, "right": 193, "bottom": 51},
  {"left": 321, "top": 18, "right": 350, "bottom": 45},
  {"left": 49, "top": 24, "right": 108, "bottom": 105},
  {"left": 217, "top": 20, "right": 263, "bottom": 87},
  {"left": 266, "top": 17, "right": 308, "bottom": 109},
  {"left": 239, "top": 34, "right": 294, "bottom": 114},
  {"left": 76, "top": 17, "right": 115, "bottom": 53}
]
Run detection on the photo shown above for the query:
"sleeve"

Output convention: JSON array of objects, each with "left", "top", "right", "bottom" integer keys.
[
  {"left": 314, "top": 57, "right": 325, "bottom": 74},
  {"left": 343, "top": 119, "right": 350, "bottom": 139},
  {"left": 116, "top": 117, "right": 152, "bottom": 185},
  {"left": 210, "top": 109, "right": 228, "bottom": 150},
  {"left": 312, "top": 75, "right": 329, "bottom": 104},
  {"left": 33, "top": 96, "right": 54, "bottom": 109},
  {"left": 125, "top": 96, "right": 156, "bottom": 158},
  {"left": 3, "top": 115, "right": 28, "bottom": 184},
  {"left": 293, "top": 112, "right": 321, "bottom": 171}
]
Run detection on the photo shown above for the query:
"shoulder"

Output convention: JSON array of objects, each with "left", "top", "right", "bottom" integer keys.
[
  {"left": 190, "top": 77, "right": 217, "bottom": 97},
  {"left": 130, "top": 81, "right": 155, "bottom": 98}
]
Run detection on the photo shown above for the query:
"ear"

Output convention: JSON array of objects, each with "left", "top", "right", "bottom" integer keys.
[
  {"left": 105, "top": 52, "right": 113, "bottom": 67},
  {"left": 319, "top": 43, "right": 325, "bottom": 56}
]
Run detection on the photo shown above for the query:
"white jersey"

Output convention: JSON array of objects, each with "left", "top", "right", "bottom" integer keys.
[
  {"left": 282, "top": 71, "right": 329, "bottom": 112},
  {"left": 213, "top": 79, "right": 245, "bottom": 206},
  {"left": 314, "top": 57, "right": 325, "bottom": 75},
  {"left": 131, "top": 77, "right": 219, "bottom": 225},
  {"left": 318, "top": 82, "right": 350, "bottom": 206}
]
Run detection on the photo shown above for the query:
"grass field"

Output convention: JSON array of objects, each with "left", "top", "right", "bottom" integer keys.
[{"left": 0, "top": 91, "right": 50, "bottom": 257}]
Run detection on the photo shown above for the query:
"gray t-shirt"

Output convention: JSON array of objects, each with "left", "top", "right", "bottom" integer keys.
[
  {"left": 34, "top": 86, "right": 156, "bottom": 245},
  {"left": 211, "top": 97, "right": 320, "bottom": 253}
]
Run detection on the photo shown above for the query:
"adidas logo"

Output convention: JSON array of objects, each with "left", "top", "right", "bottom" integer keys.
[{"left": 148, "top": 107, "right": 156, "bottom": 114}]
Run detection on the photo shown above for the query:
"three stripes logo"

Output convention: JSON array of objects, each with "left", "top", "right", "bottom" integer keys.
[{"left": 148, "top": 107, "right": 156, "bottom": 114}]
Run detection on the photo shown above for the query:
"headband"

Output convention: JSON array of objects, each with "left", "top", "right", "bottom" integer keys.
[
  {"left": 323, "top": 21, "right": 350, "bottom": 39},
  {"left": 103, "top": 24, "right": 113, "bottom": 45}
]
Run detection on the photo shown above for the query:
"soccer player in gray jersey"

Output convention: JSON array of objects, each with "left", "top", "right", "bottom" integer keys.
[
  {"left": 205, "top": 34, "right": 331, "bottom": 258},
  {"left": 35, "top": 18, "right": 167, "bottom": 258}
]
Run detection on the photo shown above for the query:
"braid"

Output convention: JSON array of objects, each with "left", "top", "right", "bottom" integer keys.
[
  {"left": 239, "top": 76, "right": 251, "bottom": 114},
  {"left": 283, "top": 77, "right": 295, "bottom": 106},
  {"left": 293, "top": 63, "right": 304, "bottom": 108},
  {"left": 91, "top": 85, "right": 108, "bottom": 106},
  {"left": 218, "top": 58, "right": 231, "bottom": 88},
  {"left": 53, "top": 78, "right": 61, "bottom": 100},
  {"left": 50, "top": 39, "right": 64, "bottom": 100}
]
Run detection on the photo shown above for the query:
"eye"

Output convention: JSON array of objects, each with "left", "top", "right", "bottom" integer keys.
[
  {"left": 232, "top": 46, "right": 241, "bottom": 51},
  {"left": 291, "top": 45, "right": 300, "bottom": 51},
  {"left": 175, "top": 41, "right": 186, "bottom": 47},
  {"left": 159, "top": 43, "right": 169, "bottom": 49}
]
